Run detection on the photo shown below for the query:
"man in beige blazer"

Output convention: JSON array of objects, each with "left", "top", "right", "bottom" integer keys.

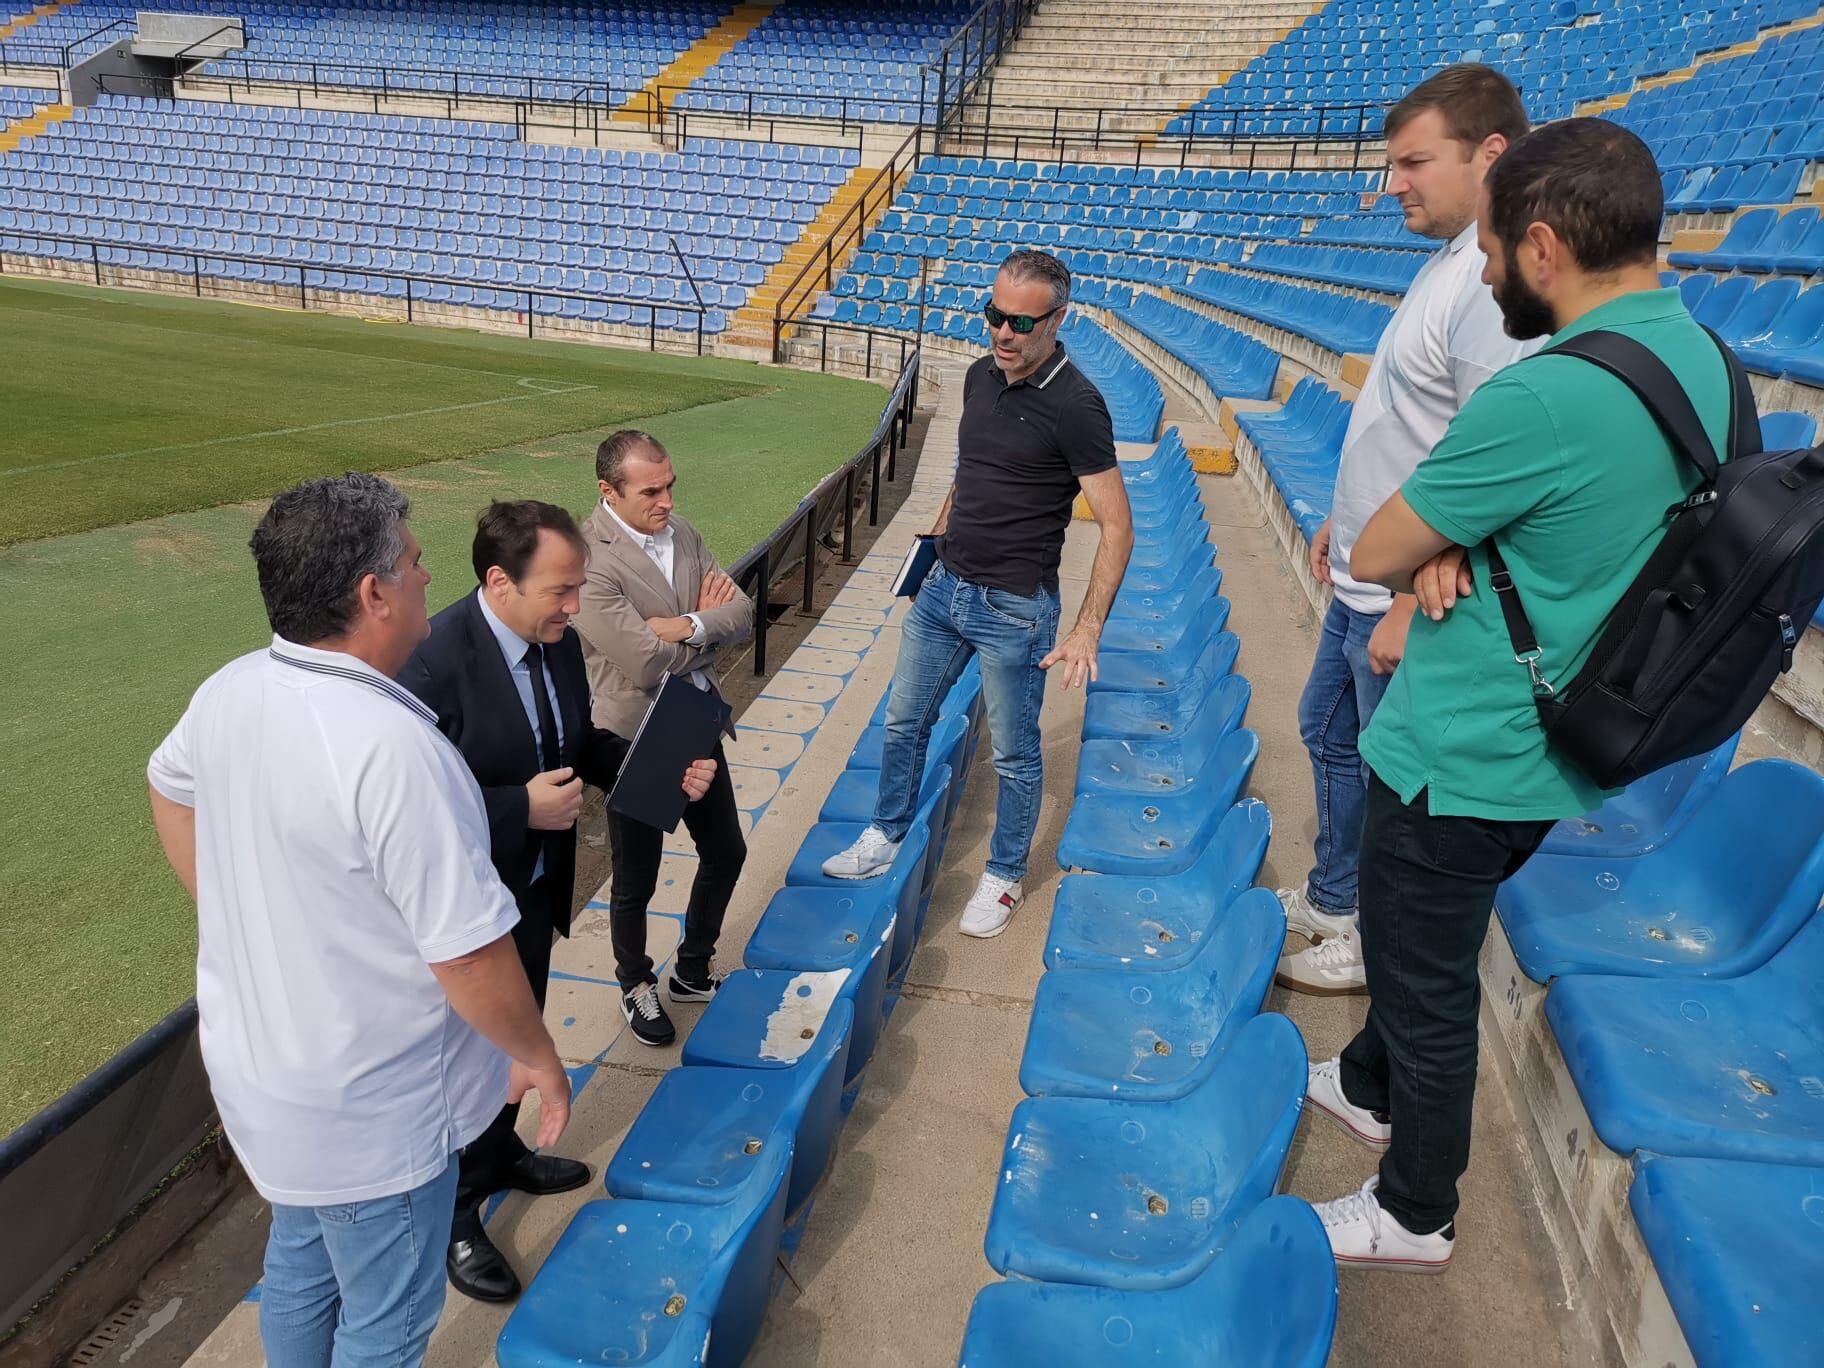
[{"left": 574, "top": 429, "right": 754, "bottom": 1046}]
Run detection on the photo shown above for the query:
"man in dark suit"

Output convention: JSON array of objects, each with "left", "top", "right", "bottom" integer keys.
[{"left": 399, "top": 500, "right": 713, "bottom": 1304}]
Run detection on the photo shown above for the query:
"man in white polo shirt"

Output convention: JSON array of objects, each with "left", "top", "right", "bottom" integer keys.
[
  {"left": 146, "top": 473, "right": 570, "bottom": 1368},
  {"left": 1277, "top": 65, "right": 1536, "bottom": 995}
]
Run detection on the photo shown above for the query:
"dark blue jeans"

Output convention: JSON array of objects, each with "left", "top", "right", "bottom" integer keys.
[
  {"left": 874, "top": 562, "right": 1060, "bottom": 883},
  {"left": 1296, "top": 598, "right": 1393, "bottom": 913}
]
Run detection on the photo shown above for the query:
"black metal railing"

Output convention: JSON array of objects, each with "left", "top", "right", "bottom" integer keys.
[
  {"left": 0, "top": 38, "right": 62, "bottom": 74},
  {"left": 928, "top": 0, "right": 1041, "bottom": 140},
  {"left": 0, "top": 230, "right": 719, "bottom": 354},
  {"left": 189, "top": 54, "right": 624, "bottom": 111}
]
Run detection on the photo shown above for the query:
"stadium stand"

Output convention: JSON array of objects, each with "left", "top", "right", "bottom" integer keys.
[{"left": 0, "top": 96, "right": 860, "bottom": 335}]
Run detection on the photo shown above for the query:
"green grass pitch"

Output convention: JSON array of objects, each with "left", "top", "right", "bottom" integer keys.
[{"left": 0, "top": 275, "right": 890, "bottom": 1133}]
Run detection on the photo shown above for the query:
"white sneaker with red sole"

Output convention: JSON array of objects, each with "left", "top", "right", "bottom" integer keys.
[
  {"left": 1315, "top": 1175, "right": 1455, "bottom": 1274},
  {"left": 960, "top": 873, "right": 1023, "bottom": 939}
]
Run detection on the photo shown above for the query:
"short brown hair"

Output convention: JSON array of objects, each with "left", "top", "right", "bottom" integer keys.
[
  {"left": 471, "top": 500, "right": 584, "bottom": 585},
  {"left": 1384, "top": 64, "right": 1529, "bottom": 151},
  {"left": 596, "top": 429, "right": 667, "bottom": 491},
  {"left": 1487, "top": 118, "right": 1663, "bottom": 275}
]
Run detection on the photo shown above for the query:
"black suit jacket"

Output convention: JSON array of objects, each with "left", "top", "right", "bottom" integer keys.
[{"left": 399, "top": 592, "right": 624, "bottom": 937}]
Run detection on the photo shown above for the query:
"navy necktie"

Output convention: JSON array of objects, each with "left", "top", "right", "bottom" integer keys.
[{"left": 523, "top": 642, "right": 561, "bottom": 774}]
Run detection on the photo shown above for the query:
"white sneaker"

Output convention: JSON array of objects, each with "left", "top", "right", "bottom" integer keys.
[
  {"left": 821, "top": 825, "right": 900, "bottom": 879},
  {"left": 959, "top": 873, "right": 1023, "bottom": 939},
  {"left": 1276, "top": 885, "right": 1358, "bottom": 942},
  {"left": 1315, "top": 1175, "right": 1455, "bottom": 1274},
  {"left": 1305, "top": 1057, "right": 1392, "bottom": 1151},
  {"left": 1276, "top": 930, "right": 1368, "bottom": 996}
]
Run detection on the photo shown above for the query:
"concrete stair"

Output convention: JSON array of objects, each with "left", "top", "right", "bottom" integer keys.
[
  {"left": 0, "top": 102, "right": 73, "bottom": 153},
  {"left": 614, "top": 2, "right": 778, "bottom": 124},
  {"left": 0, "top": 0, "right": 80, "bottom": 41},
  {"left": 723, "top": 160, "right": 901, "bottom": 350},
  {"left": 950, "top": 0, "right": 1327, "bottom": 139}
]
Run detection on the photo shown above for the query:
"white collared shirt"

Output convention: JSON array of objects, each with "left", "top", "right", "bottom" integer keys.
[
  {"left": 603, "top": 499, "right": 710, "bottom": 688},
  {"left": 1328, "top": 220, "right": 1542, "bottom": 614},
  {"left": 475, "top": 590, "right": 565, "bottom": 882},
  {"left": 147, "top": 637, "right": 520, "bottom": 1207}
]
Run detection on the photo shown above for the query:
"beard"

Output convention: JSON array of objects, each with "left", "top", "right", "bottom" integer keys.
[{"left": 1493, "top": 255, "right": 1557, "bottom": 340}]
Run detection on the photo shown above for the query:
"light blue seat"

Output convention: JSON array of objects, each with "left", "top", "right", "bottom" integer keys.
[
  {"left": 1073, "top": 675, "right": 1249, "bottom": 797},
  {"left": 1545, "top": 910, "right": 1824, "bottom": 1166},
  {"left": 1112, "top": 541, "right": 1216, "bottom": 595},
  {"left": 1630, "top": 1154, "right": 1824, "bottom": 1368},
  {"left": 820, "top": 716, "right": 965, "bottom": 821},
  {"left": 1019, "top": 887, "right": 1282, "bottom": 1100},
  {"left": 1058, "top": 728, "right": 1259, "bottom": 876},
  {"left": 1497, "top": 760, "right": 1824, "bottom": 982},
  {"left": 983, "top": 1014, "right": 1306, "bottom": 1290},
  {"left": 1087, "top": 602, "right": 1232, "bottom": 695},
  {"left": 785, "top": 774, "right": 949, "bottom": 890},
  {"left": 959, "top": 1196, "right": 1337, "bottom": 1368},
  {"left": 496, "top": 1140, "right": 790, "bottom": 1368},
  {"left": 1045, "top": 800, "right": 1272, "bottom": 971},
  {"left": 1107, "top": 563, "right": 1222, "bottom": 624},
  {"left": 606, "top": 998, "right": 851, "bottom": 1219},
  {"left": 1080, "top": 633, "right": 1241, "bottom": 740},
  {"left": 1100, "top": 593, "right": 1230, "bottom": 656},
  {"left": 1533, "top": 734, "right": 1738, "bottom": 859}
]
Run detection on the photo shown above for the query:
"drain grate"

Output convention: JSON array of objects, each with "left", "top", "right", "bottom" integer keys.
[{"left": 70, "top": 1299, "right": 145, "bottom": 1366}]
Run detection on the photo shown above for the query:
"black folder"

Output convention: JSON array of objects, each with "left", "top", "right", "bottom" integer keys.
[
  {"left": 607, "top": 674, "right": 730, "bottom": 833},
  {"left": 893, "top": 534, "right": 939, "bottom": 598}
]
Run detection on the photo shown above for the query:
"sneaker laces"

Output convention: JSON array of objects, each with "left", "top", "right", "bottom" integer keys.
[
  {"left": 855, "top": 825, "right": 895, "bottom": 856},
  {"left": 1303, "top": 933, "right": 1362, "bottom": 969},
  {"left": 627, "top": 984, "right": 662, "bottom": 1021},
  {"left": 1318, "top": 1177, "right": 1385, "bottom": 1240}
]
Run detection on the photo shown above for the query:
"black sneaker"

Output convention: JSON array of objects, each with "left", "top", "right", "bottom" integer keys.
[
  {"left": 668, "top": 965, "right": 726, "bottom": 1003},
  {"left": 621, "top": 983, "right": 676, "bottom": 1047}
]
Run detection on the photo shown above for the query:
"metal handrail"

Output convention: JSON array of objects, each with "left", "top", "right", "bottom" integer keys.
[
  {"left": 171, "top": 20, "right": 245, "bottom": 67},
  {"left": 59, "top": 15, "right": 132, "bottom": 67},
  {"left": 769, "top": 123, "right": 926, "bottom": 361}
]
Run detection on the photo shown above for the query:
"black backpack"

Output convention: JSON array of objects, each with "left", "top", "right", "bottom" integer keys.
[{"left": 1485, "top": 327, "right": 1824, "bottom": 789}]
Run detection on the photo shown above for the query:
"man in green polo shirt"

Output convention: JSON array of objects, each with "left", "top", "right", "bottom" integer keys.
[{"left": 1300, "top": 118, "right": 1735, "bottom": 1273}]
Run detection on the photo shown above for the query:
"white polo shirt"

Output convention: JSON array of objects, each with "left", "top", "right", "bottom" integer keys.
[
  {"left": 147, "top": 637, "right": 520, "bottom": 1207},
  {"left": 1328, "top": 221, "right": 1541, "bottom": 614}
]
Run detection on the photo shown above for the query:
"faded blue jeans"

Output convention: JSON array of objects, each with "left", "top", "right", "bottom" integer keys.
[
  {"left": 875, "top": 561, "right": 1060, "bottom": 883},
  {"left": 260, "top": 1158, "right": 458, "bottom": 1368},
  {"left": 1297, "top": 598, "right": 1393, "bottom": 914}
]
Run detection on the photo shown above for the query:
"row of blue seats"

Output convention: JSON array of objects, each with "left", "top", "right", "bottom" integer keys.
[
  {"left": 1179, "top": 268, "right": 1394, "bottom": 358},
  {"left": 964, "top": 430, "right": 1335, "bottom": 1364},
  {"left": 1489, "top": 743, "right": 1824, "bottom": 1364},
  {"left": 1670, "top": 206, "right": 1824, "bottom": 276},
  {"left": 1681, "top": 272, "right": 1824, "bottom": 385},
  {"left": 1247, "top": 241, "right": 1430, "bottom": 294},
  {"left": 1112, "top": 292, "right": 1281, "bottom": 403},
  {"left": 1059, "top": 315, "right": 1164, "bottom": 445},
  {"left": 1665, "top": 158, "right": 1811, "bottom": 216},
  {"left": 498, "top": 660, "right": 990, "bottom": 1366},
  {"left": 874, "top": 215, "right": 1305, "bottom": 260},
  {"left": 1237, "top": 377, "right": 1351, "bottom": 544},
  {"left": 918, "top": 159, "right": 1379, "bottom": 193}
]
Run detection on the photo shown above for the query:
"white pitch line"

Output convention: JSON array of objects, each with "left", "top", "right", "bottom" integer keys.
[{"left": 2, "top": 378, "right": 599, "bottom": 478}]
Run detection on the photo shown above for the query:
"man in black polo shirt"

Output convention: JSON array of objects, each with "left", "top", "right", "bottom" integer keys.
[{"left": 823, "top": 249, "right": 1134, "bottom": 937}]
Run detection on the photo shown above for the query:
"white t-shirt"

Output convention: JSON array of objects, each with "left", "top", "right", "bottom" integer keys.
[
  {"left": 1328, "top": 222, "right": 1541, "bottom": 614},
  {"left": 147, "top": 637, "right": 520, "bottom": 1207}
]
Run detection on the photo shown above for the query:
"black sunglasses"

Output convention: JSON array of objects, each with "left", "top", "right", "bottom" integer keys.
[{"left": 983, "top": 300, "right": 1063, "bottom": 335}]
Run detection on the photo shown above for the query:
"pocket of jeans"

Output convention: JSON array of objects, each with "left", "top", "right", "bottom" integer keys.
[
  {"left": 317, "top": 1203, "right": 359, "bottom": 1225},
  {"left": 981, "top": 585, "right": 1044, "bottom": 629}
]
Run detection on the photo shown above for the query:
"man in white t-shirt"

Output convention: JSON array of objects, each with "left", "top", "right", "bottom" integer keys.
[
  {"left": 146, "top": 473, "right": 571, "bottom": 1367},
  {"left": 1277, "top": 66, "right": 1537, "bottom": 995}
]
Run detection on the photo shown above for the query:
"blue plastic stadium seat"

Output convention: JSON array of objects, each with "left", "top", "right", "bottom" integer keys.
[
  {"left": 1533, "top": 735, "right": 1738, "bottom": 859},
  {"left": 1107, "top": 562, "right": 1222, "bottom": 625},
  {"left": 1630, "top": 1155, "right": 1824, "bottom": 1368},
  {"left": 1073, "top": 675, "right": 1249, "bottom": 798},
  {"left": 786, "top": 776, "right": 948, "bottom": 890},
  {"left": 1087, "top": 601, "right": 1232, "bottom": 696},
  {"left": 1080, "top": 633, "right": 1241, "bottom": 740},
  {"left": 820, "top": 717, "right": 964, "bottom": 821},
  {"left": 982, "top": 1014, "right": 1306, "bottom": 1290},
  {"left": 607, "top": 998, "right": 851, "bottom": 1219},
  {"left": 1019, "top": 886, "right": 1282, "bottom": 1100},
  {"left": 959, "top": 1196, "right": 1337, "bottom": 1368},
  {"left": 1545, "top": 910, "right": 1824, "bottom": 1165},
  {"left": 1057, "top": 728, "right": 1259, "bottom": 876},
  {"left": 1099, "top": 589, "right": 1228, "bottom": 657},
  {"left": 1496, "top": 760, "right": 1824, "bottom": 981},
  {"left": 1045, "top": 799, "right": 1271, "bottom": 972},
  {"left": 497, "top": 1140, "right": 789, "bottom": 1368},
  {"left": 1761, "top": 410, "right": 1818, "bottom": 450}
]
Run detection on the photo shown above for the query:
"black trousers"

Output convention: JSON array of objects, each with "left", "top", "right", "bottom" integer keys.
[
  {"left": 606, "top": 741, "right": 746, "bottom": 990},
  {"left": 451, "top": 874, "right": 562, "bottom": 1245},
  {"left": 1338, "top": 774, "right": 1553, "bottom": 1235}
]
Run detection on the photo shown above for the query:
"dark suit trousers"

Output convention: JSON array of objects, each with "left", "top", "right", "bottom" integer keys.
[
  {"left": 606, "top": 741, "right": 746, "bottom": 990},
  {"left": 451, "top": 873, "right": 561, "bottom": 1245}
]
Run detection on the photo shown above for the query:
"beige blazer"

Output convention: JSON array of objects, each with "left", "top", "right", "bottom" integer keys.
[{"left": 574, "top": 503, "right": 754, "bottom": 740}]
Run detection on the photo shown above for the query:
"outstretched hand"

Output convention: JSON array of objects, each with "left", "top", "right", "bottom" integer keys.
[{"left": 1040, "top": 625, "right": 1100, "bottom": 690}]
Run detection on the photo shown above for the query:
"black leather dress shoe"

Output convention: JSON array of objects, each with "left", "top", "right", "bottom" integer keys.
[
  {"left": 501, "top": 1151, "right": 591, "bottom": 1196},
  {"left": 447, "top": 1232, "right": 521, "bottom": 1303}
]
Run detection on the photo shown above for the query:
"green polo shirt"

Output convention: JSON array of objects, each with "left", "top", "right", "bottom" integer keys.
[{"left": 1358, "top": 289, "right": 1732, "bottom": 820}]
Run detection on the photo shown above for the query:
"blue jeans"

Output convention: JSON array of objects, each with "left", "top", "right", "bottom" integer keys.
[
  {"left": 1297, "top": 598, "right": 1393, "bottom": 913},
  {"left": 875, "top": 562, "right": 1060, "bottom": 882},
  {"left": 261, "top": 1158, "right": 458, "bottom": 1368}
]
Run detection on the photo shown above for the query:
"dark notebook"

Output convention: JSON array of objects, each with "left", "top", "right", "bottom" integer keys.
[
  {"left": 607, "top": 674, "right": 730, "bottom": 833},
  {"left": 893, "top": 534, "right": 939, "bottom": 598}
]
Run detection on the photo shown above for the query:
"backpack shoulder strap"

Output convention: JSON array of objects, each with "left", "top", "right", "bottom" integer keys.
[
  {"left": 1702, "top": 323, "right": 1763, "bottom": 461},
  {"left": 1543, "top": 329, "right": 1724, "bottom": 482}
]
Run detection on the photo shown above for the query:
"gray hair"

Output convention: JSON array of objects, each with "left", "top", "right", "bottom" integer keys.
[
  {"left": 596, "top": 429, "right": 668, "bottom": 492},
  {"left": 249, "top": 472, "right": 410, "bottom": 644},
  {"left": 998, "top": 249, "right": 1072, "bottom": 309}
]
